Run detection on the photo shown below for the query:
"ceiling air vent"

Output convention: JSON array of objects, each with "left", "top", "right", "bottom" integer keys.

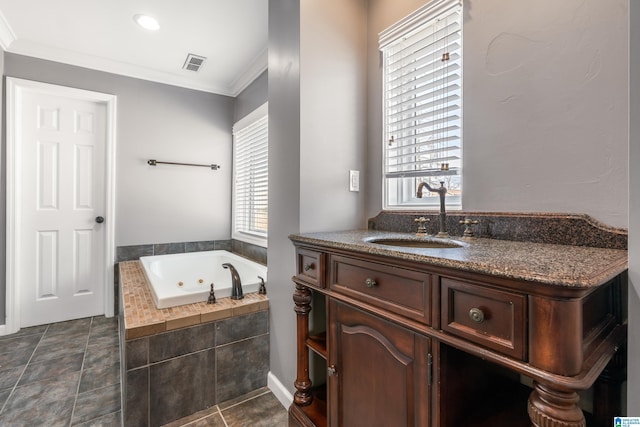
[{"left": 183, "top": 54, "right": 206, "bottom": 72}]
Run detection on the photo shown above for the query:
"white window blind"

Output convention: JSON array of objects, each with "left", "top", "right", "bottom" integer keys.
[
  {"left": 233, "top": 108, "right": 268, "bottom": 246},
  {"left": 381, "top": 0, "right": 462, "bottom": 208}
]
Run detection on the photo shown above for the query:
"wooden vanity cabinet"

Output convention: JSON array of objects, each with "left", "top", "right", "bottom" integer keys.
[{"left": 290, "top": 244, "right": 627, "bottom": 427}]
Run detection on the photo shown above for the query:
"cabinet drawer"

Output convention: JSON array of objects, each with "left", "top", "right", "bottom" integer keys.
[
  {"left": 329, "top": 255, "right": 431, "bottom": 325},
  {"left": 295, "top": 248, "right": 325, "bottom": 288},
  {"left": 441, "top": 278, "right": 526, "bottom": 359}
]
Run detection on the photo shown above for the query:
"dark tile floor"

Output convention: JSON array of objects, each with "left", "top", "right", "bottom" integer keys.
[
  {"left": 165, "top": 387, "right": 288, "bottom": 427},
  {"left": 0, "top": 317, "right": 121, "bottom": 426},
  {"left": 0, "top": 316, "right": 288, "bottom": 427}
]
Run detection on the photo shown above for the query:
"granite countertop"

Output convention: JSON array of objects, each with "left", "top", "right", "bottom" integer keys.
[{"left": 289, "top": 230, "right": 628, "bottom": 288}]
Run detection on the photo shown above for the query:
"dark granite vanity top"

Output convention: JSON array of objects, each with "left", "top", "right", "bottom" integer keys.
[{"left": 289, "top": 229, "right": 628, "bottom": 288}]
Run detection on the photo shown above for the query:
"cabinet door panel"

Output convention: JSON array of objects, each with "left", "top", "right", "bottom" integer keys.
[{"left": 330, "top": 299, "right": 430, "bottom": 427}]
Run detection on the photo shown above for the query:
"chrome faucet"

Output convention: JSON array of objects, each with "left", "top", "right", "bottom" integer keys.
[
  {"left": 416, "top": 181, "right": 449, "bottom": 238},
  {"left": 222, "top": 263, "right": 244, "bottom": 300}
]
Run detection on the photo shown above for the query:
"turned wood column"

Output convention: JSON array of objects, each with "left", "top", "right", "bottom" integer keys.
[
  {"left": 293, "top": 282, "right": 313, "bottom": 406},
  {"left": 528, "top": 382, "right": 585, "bottom": 427}
]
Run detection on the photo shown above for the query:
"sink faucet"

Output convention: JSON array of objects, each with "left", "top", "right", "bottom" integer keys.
[
  {"left": 222, "top": 263, "right": 244, "bottom": 300},
  {"left": 416, "top": 181, "right": 449, "bottom": 238}
]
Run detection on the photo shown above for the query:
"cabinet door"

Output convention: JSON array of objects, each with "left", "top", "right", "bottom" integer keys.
[{"left": 329, "top": 299, "right": 431, "bottom": 427}]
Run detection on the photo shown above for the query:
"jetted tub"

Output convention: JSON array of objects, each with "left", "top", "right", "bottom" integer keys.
[{"left": 140, "top": 250, "right": 267, "bottom": 309}]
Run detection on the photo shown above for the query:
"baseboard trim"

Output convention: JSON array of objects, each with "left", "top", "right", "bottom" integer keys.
[
  {"left": 0, "top": 324, "right": 7, "bottom": 336},
  {"left": 268, "top": 371, "right": 293, "bottom": 409}
]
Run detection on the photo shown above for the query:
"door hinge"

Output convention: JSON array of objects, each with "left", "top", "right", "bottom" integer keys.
[{"left": 427, "top": 353, "right": 433, "bottom": 385}]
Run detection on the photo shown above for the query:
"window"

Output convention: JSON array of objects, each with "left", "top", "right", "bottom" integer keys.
[
  {"left": 380, "top": 0, "right": 462, "bottom": 209},
  {"left": 232, "top": 103, "right": 268, "bottom": 247}
]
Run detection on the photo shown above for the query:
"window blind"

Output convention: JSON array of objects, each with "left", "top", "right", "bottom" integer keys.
[
  {"left": 233, "top": 114, "right": 268, "bottom": 243},
  {"left": 381, "top": 0, "right": 462, "bottom": 207}
]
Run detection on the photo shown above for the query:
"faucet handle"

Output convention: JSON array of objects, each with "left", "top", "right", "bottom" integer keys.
[
  {"left": 414, "top": 217, "right": 430, "bottom": 234},
  {"left": 459, "top": 218, "right": 479, "bottom": 238},
  {"left": 258, "top": 276, "right": 266, "bottom": 295}
]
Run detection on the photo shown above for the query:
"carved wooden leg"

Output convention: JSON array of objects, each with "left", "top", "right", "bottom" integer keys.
[
  {"left": 293, "top": 283, "right": 313, "bottom": 406},
  {"left": 528, "top": 382, "right": 585, "bottom": 427}
]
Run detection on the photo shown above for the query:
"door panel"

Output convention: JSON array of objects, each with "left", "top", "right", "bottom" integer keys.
[
  {"left": 329, "top": 299, "right": 431, "bottom": 427},
  {"left": 19, "top": 90, "right": 107, "bottom": 327}
]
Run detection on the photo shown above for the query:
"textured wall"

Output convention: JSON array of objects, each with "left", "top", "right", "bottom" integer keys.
[{"left": 366, "top": 0, "right": 629, "bottom": 229}]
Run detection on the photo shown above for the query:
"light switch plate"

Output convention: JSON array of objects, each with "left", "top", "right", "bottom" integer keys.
[{"left": 349, "top": 170, "right": 360, "bottom": 192}]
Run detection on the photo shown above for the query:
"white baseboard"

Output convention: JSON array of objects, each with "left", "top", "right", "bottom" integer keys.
[
  {"left": 0, "top": 324, "right": 7, "bottom": 336},
  {"left": 268, "top": 371, "right": 293, "bottom": 409}
]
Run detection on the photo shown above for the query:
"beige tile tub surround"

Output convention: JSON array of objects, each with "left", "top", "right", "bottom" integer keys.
[{"left": 119, "top": 261, "right": 269, "bottom": 340}]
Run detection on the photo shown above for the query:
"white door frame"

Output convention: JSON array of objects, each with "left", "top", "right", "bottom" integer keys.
[{"left": 3, "top": 77, "right": 117, "bottom": 335}]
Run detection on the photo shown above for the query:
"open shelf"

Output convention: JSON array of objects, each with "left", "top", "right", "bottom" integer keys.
[{"left": 306, "top": 331, "right": 327, "bottom": 359}]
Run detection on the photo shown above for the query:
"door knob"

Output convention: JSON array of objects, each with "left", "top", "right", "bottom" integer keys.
[{"left": 95, "top": 216, "right": 105, "bottom": 224}]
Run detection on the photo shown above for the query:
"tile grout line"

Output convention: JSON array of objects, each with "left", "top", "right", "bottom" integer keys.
[
  {"left": 219, "top": 388, "right": 271, "bottom": 413},
  {"left": 171, "top": 406, "right": 223, "bottom": 427},
  {"left": 68, "top": 318, "right": 93, "bottom": 427},
  {"left": 0, "top": 324, "right": 50, "bottom": 416},
  {"left": 75, "top": 409, "right": 121, "bottom": 426}
]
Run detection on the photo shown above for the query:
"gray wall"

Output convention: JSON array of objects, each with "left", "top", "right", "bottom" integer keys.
[
  {"left": 299, "top": 0, "right": 367, "bottom": 232},
  {"left": 267, "top": 0, "right": 369, "bottom": 397},
  {"left": 366, "top": 0, "right": 629, "bottom": 229},
  {"left": 268, "top": 0, "right": 301, "bottom": 397},
  {"left": 3, "top": 53, "right": 235, "bottom": 247},
  {"left": 0, "top": 49, "right": 5, "bottom": 323},
  {"left": 234, "top": 70, "right": 268, "bottom": 123},
  {"left": 629, "top": 0, "right": 639, "bottom": 414}
]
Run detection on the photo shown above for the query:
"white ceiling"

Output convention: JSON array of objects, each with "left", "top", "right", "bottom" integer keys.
[{"left": 0, "top": 0, "right": 268, "bottom": 96}]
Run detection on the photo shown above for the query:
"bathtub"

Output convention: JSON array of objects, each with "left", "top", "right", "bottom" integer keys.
[{"left": 140, "top": 250, "right": 267, "bottom": 309}]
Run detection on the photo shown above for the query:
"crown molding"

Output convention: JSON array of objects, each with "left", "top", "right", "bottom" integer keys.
[
  {"left": 229, "top": 47, "right": 268, "bottom": 97},
  {"left": 6, "top": 39, "right": 242, "bottom": 96},
  {"left": 0, "top": 9, "right": 17, "bottom": 50}
]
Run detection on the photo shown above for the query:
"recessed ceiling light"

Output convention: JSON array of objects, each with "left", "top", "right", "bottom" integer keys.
[{"left": 134, "top": 14, "right": 160, "bottom": 31}]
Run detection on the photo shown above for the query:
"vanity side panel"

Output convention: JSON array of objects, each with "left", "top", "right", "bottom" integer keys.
[{"left": 529, "top": 296, "right": 583, "bottom": 376}]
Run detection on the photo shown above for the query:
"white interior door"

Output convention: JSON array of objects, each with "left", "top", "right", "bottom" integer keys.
[{"left": 8, "top": 79, "right": 115, "bottom": 328}]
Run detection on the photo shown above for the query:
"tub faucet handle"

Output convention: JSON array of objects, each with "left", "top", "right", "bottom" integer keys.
[
  {"left": 207, "top": 283, "right": 216, "bottom": 304},
  {"left": 258, "top": 276, "right": 266, "bottom": 295}
]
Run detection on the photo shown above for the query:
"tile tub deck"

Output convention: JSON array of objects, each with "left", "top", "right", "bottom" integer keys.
[{"left": 119, "top": 260, "right": 269, "bottom": 339}]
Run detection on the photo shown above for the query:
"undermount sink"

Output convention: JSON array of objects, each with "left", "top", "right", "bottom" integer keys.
[{"left": 369, "top": 238, "right": 463, "bottom": 249}]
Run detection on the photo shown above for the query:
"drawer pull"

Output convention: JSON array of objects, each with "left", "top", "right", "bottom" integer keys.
[
  {"left": 365, "top": 278, "right": 377, "bottom": 288},
  {"left": 303, "top": 263, "right": 314, "bottom": 272},
  {"left": 327, "top": 365, "right": 337, "bottom": 376},
  {"left": 469, "top": 308, "right": 485, "bottom": 323}
]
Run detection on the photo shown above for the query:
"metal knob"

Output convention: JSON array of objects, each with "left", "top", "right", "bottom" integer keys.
[
  {"left": 469, "top": 308, "right": 485, "bottom": 323},
  {"left": 95, "top": 216, "right": 105, "bottom": 224},
  {"left": 303, "top": 263, "right": 314, "bottom": 272},
  {"left": 327, "top": 365, "right": 337, "bottom": 376},
  {"left": 365, "top": 278, "right": 377, "bottom": 288}
]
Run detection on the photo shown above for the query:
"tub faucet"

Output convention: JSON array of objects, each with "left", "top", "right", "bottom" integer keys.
[
  {"left": 417, "top": 181, "right": 449, "bottom": 238},
  {"left": 222, "top": 263, "right": 244, "bottom": 300}
]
